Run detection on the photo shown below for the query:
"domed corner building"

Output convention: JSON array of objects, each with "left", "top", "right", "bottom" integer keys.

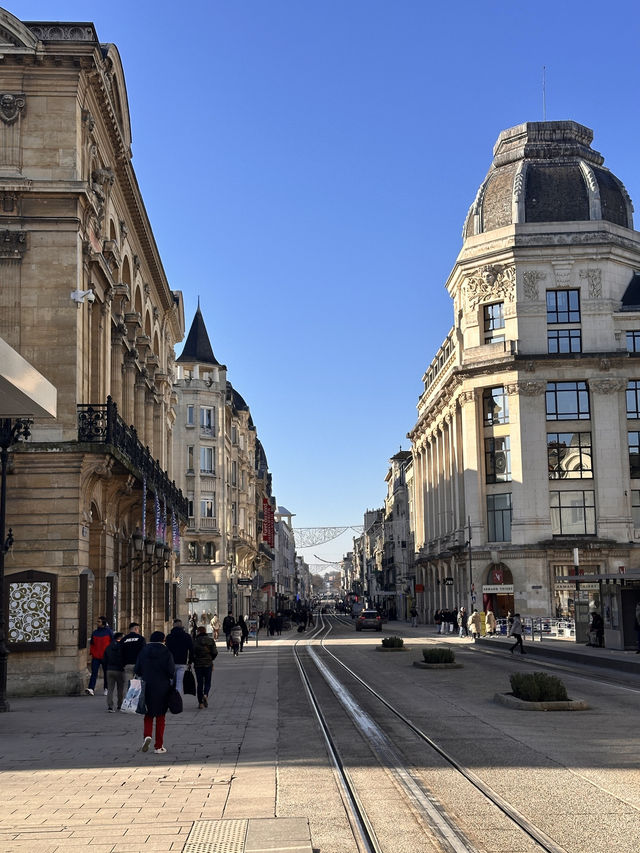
[{"left": 409, "top": 120, "right": 640, "bottom": 649}]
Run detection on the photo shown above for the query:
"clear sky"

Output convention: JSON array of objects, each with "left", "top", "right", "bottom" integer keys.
[{"left": 7, "top": 1, "right": 640, "bottom": 565}]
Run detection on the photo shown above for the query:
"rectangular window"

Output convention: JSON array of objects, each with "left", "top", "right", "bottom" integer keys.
[
  {"left": 187, "top": 542, "right": 199, "bottom": 562},
  {"left": 231, "top": 425, "right": 238, "bottom": 445},
  {"left": 632, "top": 490, "right": 640, "bottom": 528},
  {"left": 231, "top": 460, "right": 237, "bottom": 486},
  {"left": 546, "top": 381, "right": 590, "bottom": 420},
  {"left": 200, "top": 499, "right": 215, "bottom": 518},
  {"left": 187, "top": 446, "right": 194, "bottom": 472},
  {"left": 547, "top": 432, "right": 593, "bottom": 479},
  {"left": 627, "top": 381, "right": 640, "bottom": 419},
  {"left": 548, "top": 328, "right": 582, "bottom": 354},
  {"left": 626, "top": 331, "right": 640, "bottom": 352},
  {"left": 547, "top": 289, "right": 580, "bottom": 323},
  {"left": 483, "top": 386, "right": 509, "bottom": 426},
  {"left": 200, "top": 447, "right": 214, "bottom": 473},
  {"left": 200, "top": 406, "right": 214, "bottom": 435},
  {"left": 485, "top": 436, "right": 511, "bottom": 483},
  {"left": 487, "top": 493, "right": 512, "bottom": 541},
  {"left": 203, "top": 541, "right": 215, "bottom": 561},
  {"left": 187, "top": 497, "right": 194, "bottom": 517},
  {"left": 629, "top": 432, "right": 640, "bottom": 479},
  {"left": 483, "top": 302, "right": 505, "bottom": 343},
  {"left": 550, "top": 490, "right": 596, "bottom": 535},
  {"left": 186, "top": 405, "right": 194, "bottom": 426}
]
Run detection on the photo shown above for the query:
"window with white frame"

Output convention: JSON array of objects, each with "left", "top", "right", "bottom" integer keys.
[
  {"left": 186, "top": 405, "right": 194, "bottom": 426},
  {"left": 200, "top": 406, "right": 214, "bottom": 435},
  {"left": 200, "top": 446, "right": 214, "bottom": 473},
  {"left": 200, "top": 498, "right": 215, "bottom": 518},
  {"left": 483, "top": 302, "right": 505, "bottom": 344}
]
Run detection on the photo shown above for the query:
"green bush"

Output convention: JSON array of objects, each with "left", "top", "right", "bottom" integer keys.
[
  {"left": 510, "top": 671, "right": 568, "bottom": 702},
  {"left": 381, "top": 635, "right": 404, "bottom": 648},
  {"left": 421, "top": 646, "right": 455, "bottom": 664}
]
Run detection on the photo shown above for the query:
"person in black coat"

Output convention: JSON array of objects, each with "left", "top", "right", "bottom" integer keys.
[
  {"left": 238, "top": 615, "right": 249, "bottom": 651},
  {"left": 222, "top": 612, "right": 234, "bottom": 650},
  {"left": 165, "top": 619, "right": 194, "bottom": 694},
  {"left": 192, "top": 625, "right": 218, "bottom": 708},
  {"left": 102, "top": 631, "right": 124, "bottom": 712},
  {"left": 135, "top": 631, "right": 175, "bottom": 754}
]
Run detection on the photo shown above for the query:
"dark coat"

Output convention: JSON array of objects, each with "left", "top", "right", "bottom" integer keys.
[
  {"left": 165, "top": 626, "right": 194, "bottom": 665},
  {"left": 192, "top": 633, "right": 218, "bottom": 668},
  {"left": 222, "top": 615, "right": 234, "bottom": 635},
  {"left": 102, "top": 639, "right": 124, "bottom": 671},
  {"left": 135, "top": 642, "right": 175, "bottom": 717},
  {"left": 121, "top": 632, "right": 146, "bottom": 666},
  {"left": 238, "top": 617, "right": 249, "bottom": 640}
]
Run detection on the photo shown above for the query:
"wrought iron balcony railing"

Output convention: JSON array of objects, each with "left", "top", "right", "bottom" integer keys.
[{"left": 77, "top": 395, "right": 188, "bottom": 519}]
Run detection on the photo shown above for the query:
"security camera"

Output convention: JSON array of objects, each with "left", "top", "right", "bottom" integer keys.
[{"left": 70, "top": 289, "right": 96, "bottom": 305}]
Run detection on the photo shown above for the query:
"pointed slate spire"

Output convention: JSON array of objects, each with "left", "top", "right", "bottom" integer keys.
[{"left": 176, "top": 304, "right": 220, "bottom": 366}]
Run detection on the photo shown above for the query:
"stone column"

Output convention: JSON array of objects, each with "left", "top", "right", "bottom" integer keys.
[
  {"left": 590, "top": 378, "right": 629, "bottom": 541},
  {"left": 144, "top": 390, "right": 155, "bottom": 457},
  {"left": 122, "top": 353, "right": 136, "bottom": 426},
  {"left": 110, "top": 331, "right": 124, "bottom": 411},
  {"left": 134, "top": 376, "right": 146, "bottom": 441},
  {"left": 459, "top": 390, "right": 482, "bottom": 541}
]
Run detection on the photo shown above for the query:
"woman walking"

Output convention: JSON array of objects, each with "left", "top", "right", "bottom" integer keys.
[
  {"left": 193, "top": 625, "right": 218, "bottom": 708},
  {"left": 135, "top": 631, "right": 175, "bottom": 754}
]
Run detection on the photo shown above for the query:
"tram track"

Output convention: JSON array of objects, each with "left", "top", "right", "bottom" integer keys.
[{"left": 294, "top": 616, "right": 569, "bottom": 853}]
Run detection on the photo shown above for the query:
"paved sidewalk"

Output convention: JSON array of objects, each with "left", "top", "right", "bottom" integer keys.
[{"left": 0, "top": 638, "right": 312, "bottom": 853}]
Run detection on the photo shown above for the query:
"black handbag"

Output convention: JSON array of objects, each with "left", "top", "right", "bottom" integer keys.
[
  {"left": 182, "top": 667, "right": 196, "bottom": 696},
  {"left": 168, "top": 686, "right": 183, "bottom": 715}
]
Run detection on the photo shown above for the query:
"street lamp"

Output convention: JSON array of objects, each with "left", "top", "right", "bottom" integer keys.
[{"left": 0, "top": 418, "right": 33, "bottom": 713}]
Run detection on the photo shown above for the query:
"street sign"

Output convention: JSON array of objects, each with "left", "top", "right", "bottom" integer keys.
[
  {"left": 444, "top": 577, "right": 454, "bottom": 586},
  {"left": 236, "top": 578, "right": 253, "bottom": 586}
]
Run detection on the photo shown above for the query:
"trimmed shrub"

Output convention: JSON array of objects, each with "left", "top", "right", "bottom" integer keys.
[
  {"left": 421, "top": 646, "right": 455, "bottom": 664},
  {"left": 381, "top": 635, "right": 404, "bottom": 648},
  {"left": 510, "top": 671, "right": 568, "bottom": 702}
]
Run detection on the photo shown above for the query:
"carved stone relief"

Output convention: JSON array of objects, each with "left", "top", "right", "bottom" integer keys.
[
  {"left": 0, "top": 93, "right": 25, "bottom": 125},
  {"left": 579, "top": 267, "right": 602, "bottom": 298},
  {"left": 522, "top": 270, "right": 546, "bottom": 301},
  {"left": 465, "top": 264, "right": 516, "bottom": 308},
  {"left": 590, "top": 378, "right": 627, "bottom": 394},
  {"left": 552, "top": 260, "right": 574, "bottom": 288},
  {"left": 508, "top": 380, "right": 546, "bottom": 396}
]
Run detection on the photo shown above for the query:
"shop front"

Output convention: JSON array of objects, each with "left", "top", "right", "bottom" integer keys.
[{"left": 482, "top": 564, "right": 514, "bottom": 618}]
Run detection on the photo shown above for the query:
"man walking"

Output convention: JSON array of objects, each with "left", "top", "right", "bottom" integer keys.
[
  {"left": 85, "top": 616, "right": 113, "bottom": 695},
  {"left": 222, "top": 612, "right": 234, "bottom": 651},
  {"left": 193, "top": 625, "right": 218, "bottom": 708},
  {"left": 103, "top": 631, "right": 125, "bottom": 712},
  {"left": 165, "top": 618, "right": 193, "bottom": 693},
  {"left": 121, "top": 622, "right": 146, "bottom": 685},
  {"left": 508, "top": 613, "right": 526, "bottom": 654}
]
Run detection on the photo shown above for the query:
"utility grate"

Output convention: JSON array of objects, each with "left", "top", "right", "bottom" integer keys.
[{"left": 183, "top": 819, "right": 248, "bottom": 853}]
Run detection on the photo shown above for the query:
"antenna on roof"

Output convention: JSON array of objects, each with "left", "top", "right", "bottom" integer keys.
[
  {"left": 542, "top": 65, "right": 547, "bottom": 121},
  {"left": 197, "top": 295, "right": 201, "bottom": 311}
]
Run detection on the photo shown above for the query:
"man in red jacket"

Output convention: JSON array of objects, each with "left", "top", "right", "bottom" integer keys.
[{"left": 85, "top": 616, "right": 113, "bottom": 695}]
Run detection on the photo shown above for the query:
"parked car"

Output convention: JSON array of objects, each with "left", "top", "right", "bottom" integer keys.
[{"left": 355, "top": 610, "right": 383, "bottom": 631}]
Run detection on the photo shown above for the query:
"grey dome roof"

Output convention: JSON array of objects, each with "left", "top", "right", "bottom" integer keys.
[{"left": 463, "top": 121, "right": 634, "bottom": 240}]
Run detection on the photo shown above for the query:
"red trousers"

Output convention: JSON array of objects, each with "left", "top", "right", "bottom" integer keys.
[{"left": 143, "top": 714, "right": 165, "bottom": 749}]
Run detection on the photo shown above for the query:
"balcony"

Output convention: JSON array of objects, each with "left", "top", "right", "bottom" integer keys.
[
  {"left": 199, "top": 517, "right": 219, "bottom": 531},
  {"left": 77, "top": 395, "right": 188, "bottom": 519}
]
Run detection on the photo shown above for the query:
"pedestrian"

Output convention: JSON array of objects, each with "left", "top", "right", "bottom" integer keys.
[
  {"left": 230, "top": 622, "right": 242, "bottom": 656},
  {"left": 165, "top": 618, "right": 194, "bottom": 693},
  {"left": 268, "top": 612, "right": 276, "bottom": 636},
  {"left": 103, "top": 631, "right": 125, "bottom": 712},
  {"left": 121, "top": 622, "right": 146, "bottom": 686},
  {"left": 189, "top": 612, "right": 198, "bottom": 640},
  {"left": 507, "top": 610, "right": 514, "bottom": 635},
  {"left": 485, "top": 609, "right": 497, "bottom": 636},
  {"left": 589, "top": 610, "right": 604, "bottom": 648},
  {"left": 434, "top": 609, "right": 442, "bottom": 633},
  {"left": 508, "top": 612, "right": 525, "bottom": 654},
  {"left": 85, "top": 616, "right": 113, "bottom": 696},
  {"left": 410, "top": 605, "right": 418, "bottom": 628},
  {"left": 135, "top": 630, "right": 175, "bottom": 754},
  {"left": 222, "top": 611, "right": 235, "bottom": 650},
  {"left": 275, "top": 612, "right": 283, "bottom": 636},
  {"left": 457, "top": 607, "right": 467, "bottom": 637},
  {"left": 468, "top": 608, "right": 482, "bottom": 640},
  {"left": 193, "top": 625, "right": 217, "bottom": 708},
  {"left": 210, "top": 612, "right": 221, "bottom": 640},
  {"left": 238, "top": 615, "right": 249, "bottom": 651}
]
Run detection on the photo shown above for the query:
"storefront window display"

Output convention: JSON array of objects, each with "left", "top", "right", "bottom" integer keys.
[{"left": 553, "top": 564, "right": 600, "bottom": 620}]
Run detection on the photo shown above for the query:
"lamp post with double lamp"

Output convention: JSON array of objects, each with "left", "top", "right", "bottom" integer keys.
[{"left": 0, "top": 418, "right": 33, "bottom": 712}]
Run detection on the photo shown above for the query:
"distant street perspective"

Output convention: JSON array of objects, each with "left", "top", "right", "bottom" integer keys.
[{"left": 2, "top": 3, "right": 640, "bottom": 853}]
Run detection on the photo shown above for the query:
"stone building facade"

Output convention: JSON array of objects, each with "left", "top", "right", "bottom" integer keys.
[
  {"left": 409, "top": 121, "right": 640, "bottom": 648},
  {"left": 173, "top": 307, "right": 275, "bottom": 623},
  {"left": 1, "top": 11, "right": 187, "bottom": 695}
]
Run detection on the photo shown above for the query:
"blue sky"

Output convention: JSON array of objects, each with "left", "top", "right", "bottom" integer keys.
[{"left": 8, "top": 1, "right": 640, "bottom": 563}]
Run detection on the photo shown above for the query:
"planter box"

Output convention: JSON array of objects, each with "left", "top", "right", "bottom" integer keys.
[
  {"left": 494, "top": 692, "right": 589, "bottom": 711},
  {"left": 413, "top": 661, "right": 463, "bottom": 669}
]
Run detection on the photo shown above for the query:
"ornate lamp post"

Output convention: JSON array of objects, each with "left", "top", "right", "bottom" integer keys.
[{"left": 0, "top": 418, "right": 32, "bottom": 712}]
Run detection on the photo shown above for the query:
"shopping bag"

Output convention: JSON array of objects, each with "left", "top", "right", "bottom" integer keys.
[
  {"left": 168, "top": 686, "right": 183, "bottom": 715},
  {"left": 121, "top": 678, "right": 143, "bottom": 715},
  {"left": 183, "top": 667, "right": 196, "bottom": 696}
]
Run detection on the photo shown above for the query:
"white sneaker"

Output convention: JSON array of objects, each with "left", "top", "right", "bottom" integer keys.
[
  {"left": 154, "top": 746, "right": 167, "bottom": 754},
  {"left": 141, "top": 736, "right": 151, "bottom": 752},
  {"left": 85, "top": 688, "right": 94, "bottom": 696},
  {"left": 103, "top": 688, "right": 108, "bottom": 696}
]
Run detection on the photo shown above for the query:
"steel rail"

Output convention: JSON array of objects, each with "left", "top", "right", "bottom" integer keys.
[
  {"left": 293, "top": 616, "right": 383, "bottom": 853},
  {"left": 315, "top": 616, "right": 568, "bottom": 853}
]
